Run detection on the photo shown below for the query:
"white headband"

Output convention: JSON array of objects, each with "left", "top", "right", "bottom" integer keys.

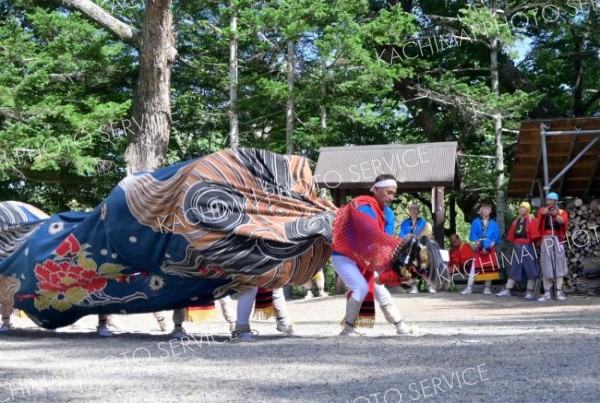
[{"left": 370, "top": 179, "right": 397, "bottom": 192}]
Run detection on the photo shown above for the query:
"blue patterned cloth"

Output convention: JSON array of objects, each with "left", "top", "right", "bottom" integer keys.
[{"left": 0, "top": 149, "right": 335, "bottom": 329}]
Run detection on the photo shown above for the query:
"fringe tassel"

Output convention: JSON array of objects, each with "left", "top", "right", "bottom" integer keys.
[
  {"left": 185, "top": 306, "right": 217, "bottom": 323},
  {"left": 355, "top": 316, "right": 376, "bottom": 329},
  {"left": 338, "top": 316, "right": 376, "bottom": 328},
  {"left": 253, "top": 306, "right": 276, "bottom": 320}
]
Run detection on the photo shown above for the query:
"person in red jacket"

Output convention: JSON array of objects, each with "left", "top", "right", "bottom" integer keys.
[
  {"left": 448, "top": 234, "right": 475, "bottom": 276},
  {"left": 536, "top": 192, "right": 569, "bottom": 301},
  {"left": 496, "top": 202, "right": 541, "bottom": 299}
]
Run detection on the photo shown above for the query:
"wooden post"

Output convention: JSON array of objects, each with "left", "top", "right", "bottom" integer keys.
[
  {"left": 432, "top": 186, "right": 445, "bottom": 247},
  {"left": 333, "top": 188, "right": 347, "bottom": 295},
  {"left": 449, "top": 193, "right": 456, "bottom": 238}
]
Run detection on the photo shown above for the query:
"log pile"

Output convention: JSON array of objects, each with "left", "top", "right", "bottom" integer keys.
[{"left": 564, "top": 198, "right": 600, "bottom": 293}]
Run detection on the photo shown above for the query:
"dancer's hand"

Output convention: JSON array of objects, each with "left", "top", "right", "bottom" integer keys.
[{"left": 373, "top": 271, "right": 380, "bottom": 285}]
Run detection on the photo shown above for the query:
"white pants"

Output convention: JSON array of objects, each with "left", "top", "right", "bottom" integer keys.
[
  {"left": 332, "top": 255, "right": 393, "bottom": 306},
  {"left": 236, "top": 287, "right": 258, "bottom": 326},
  {"left": 236, "top": 287, "right": 288, "bottom": 325},
  {"left": 467, "top": 261, "right": 492, "bottom": 288}
]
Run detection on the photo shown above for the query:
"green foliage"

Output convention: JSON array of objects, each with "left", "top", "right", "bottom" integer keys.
[
  {"left": 1, "top": 0, "right": 597, "bottom": 221},
  {"left": 0, "top": 1, "right": 134, "bottom": 209}
]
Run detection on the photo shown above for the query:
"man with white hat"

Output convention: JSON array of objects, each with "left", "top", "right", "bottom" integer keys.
[
  {"left": 536, "top": 192, "right": 569, "bottom": 301},
  {"left": 332, "top": 174, "right": 412, "bottom": 336}
]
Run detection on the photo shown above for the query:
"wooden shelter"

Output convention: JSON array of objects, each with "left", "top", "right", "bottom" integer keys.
[
  {"left": 314, "top": 142, "right": 459, "bottom": 246},
  {"left": 507, "top": 117, "right": 600, "bottom": 199},
  {"left": 507, "top": 117, "right": 600, "bottom": 296}
]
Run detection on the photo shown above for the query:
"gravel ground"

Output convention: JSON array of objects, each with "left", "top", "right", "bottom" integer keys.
[{"left": 1, "top": 286, "right": 600, "bottom": 403}]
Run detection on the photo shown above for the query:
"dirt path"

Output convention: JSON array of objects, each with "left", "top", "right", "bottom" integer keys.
[{"left": 2, "top": 290, "right": 600, "bottom": 402}]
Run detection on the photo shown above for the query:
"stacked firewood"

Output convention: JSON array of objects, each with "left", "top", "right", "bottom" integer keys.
[{"left": 564, "top": 198, "right": 600, "bottom": 293}]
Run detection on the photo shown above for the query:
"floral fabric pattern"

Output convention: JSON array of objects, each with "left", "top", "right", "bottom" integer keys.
[{"left": 34, "top": 234, "right": 124, "bottom": 312}]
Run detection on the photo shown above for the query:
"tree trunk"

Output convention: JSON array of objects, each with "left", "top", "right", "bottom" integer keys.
[
  {"left": 572, "top": 35, "right": 584, "bottom": 117},
  {"left": 432, "top": 187, "right": 445, "bottom": 247},
  {"left": 320, "top": 93, "right": 327, "bottom": 131},
  {"left": 125, "top": 0, "right": 176, "bottom": 173},
  {"left": 320, "top": 60, "right": 327, "bottom": 131},
  {"left": 229, "top": 1, "right": 239, "bottom": 148},
  {"left": 56, "top": 0, "right": 175, "bottom": 174},
  {"left": 491, "top": 36, "right": 505, "bottom": 235},
  {"left": 286, "top": 40, "right": 295, "bottom": 155}
]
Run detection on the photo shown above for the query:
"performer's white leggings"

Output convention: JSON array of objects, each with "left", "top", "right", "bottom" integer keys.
[
  {"left": 543, "top": 277, "right": 563, "bottom": 292},
  {"left": 236, "top": 287, "right": 288, "bottom": 326},
  {"left": 304, "top": 269, "right": 325, "bottom": 291},
  {"left": 332, "top": 255, "right": 393, "bottom": 305},
  {"left": 1, "top": 304, "right": 11, "bottom": 325},
  {"left": 236, "top": 287, "right": 258, "bottom": 326},
  {"left": 506, "top": 278, "right": 536, "bottom": 291},
  {"left": 466, "top": 261, "right": 492, "bottom": 288}
]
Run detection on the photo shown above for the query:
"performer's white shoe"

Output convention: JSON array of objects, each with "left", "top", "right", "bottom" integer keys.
[
  {"left": 395, "top": 321, "right": 411, "bottom": 335},
  {"left": 318, "top": 290, "right": 329, "bottom": 297},
  {"left": 557, "top": 291, "right": 567, "bottom": 301},
  {"left": 537, "top": 292, "right": 551, "bottom": 302},
  {"left": 339, "top": 324, "right": 362, "bottom": 337},
  {"left": 496, "top": 289, "right": 511, "bottom": 297},
  {"left": 276, "top": 320, "right": 295, "bottom": 336},
  {"left": 460, "top": 287, "right": 472, "bottom": 295},
  {"left": 155, "top": 315, "right": 167, "bottom": 332},
  {"left": 524, "top": 292, "right": 534, "bottom": 300},
  {"left": 97, "top": 325, "right": 113, "bottom": 337},
  {"left": 428, "top": 287, "right": 437, "bottom": 294},
  {"left": 409, "top": 286, "right": 418, "bottom": 294},
  {"left": 483, "top": 287, "right": 492, "bottom": 295}
]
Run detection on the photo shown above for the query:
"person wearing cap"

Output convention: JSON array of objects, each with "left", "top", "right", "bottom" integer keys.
[
  {"left": 399, "top": 203, "right": 435, "bottom": 294},
  {"left": 461, "top": 201, "right": 500, "bottom": 295},
  {"left": 332, "top": 174, "right": 412, "bottom": 336},
  {"left": 496, "top": 202, "right": 541, "bottom": 299},
  {"left": 536, "top": 192, "right": 569, "bottom": 301}
]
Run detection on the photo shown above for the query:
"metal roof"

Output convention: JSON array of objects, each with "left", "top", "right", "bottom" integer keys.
[
  {"left": 507, "top": 117, "right": 600, "bottom": 198},
  {"left": 314, "top": 142, "right": 458, "bottom": 190}
]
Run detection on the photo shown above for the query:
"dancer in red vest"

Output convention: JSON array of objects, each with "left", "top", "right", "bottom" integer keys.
[{"left": 332, "top": 174, "right": 412, "bottom": 336}]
